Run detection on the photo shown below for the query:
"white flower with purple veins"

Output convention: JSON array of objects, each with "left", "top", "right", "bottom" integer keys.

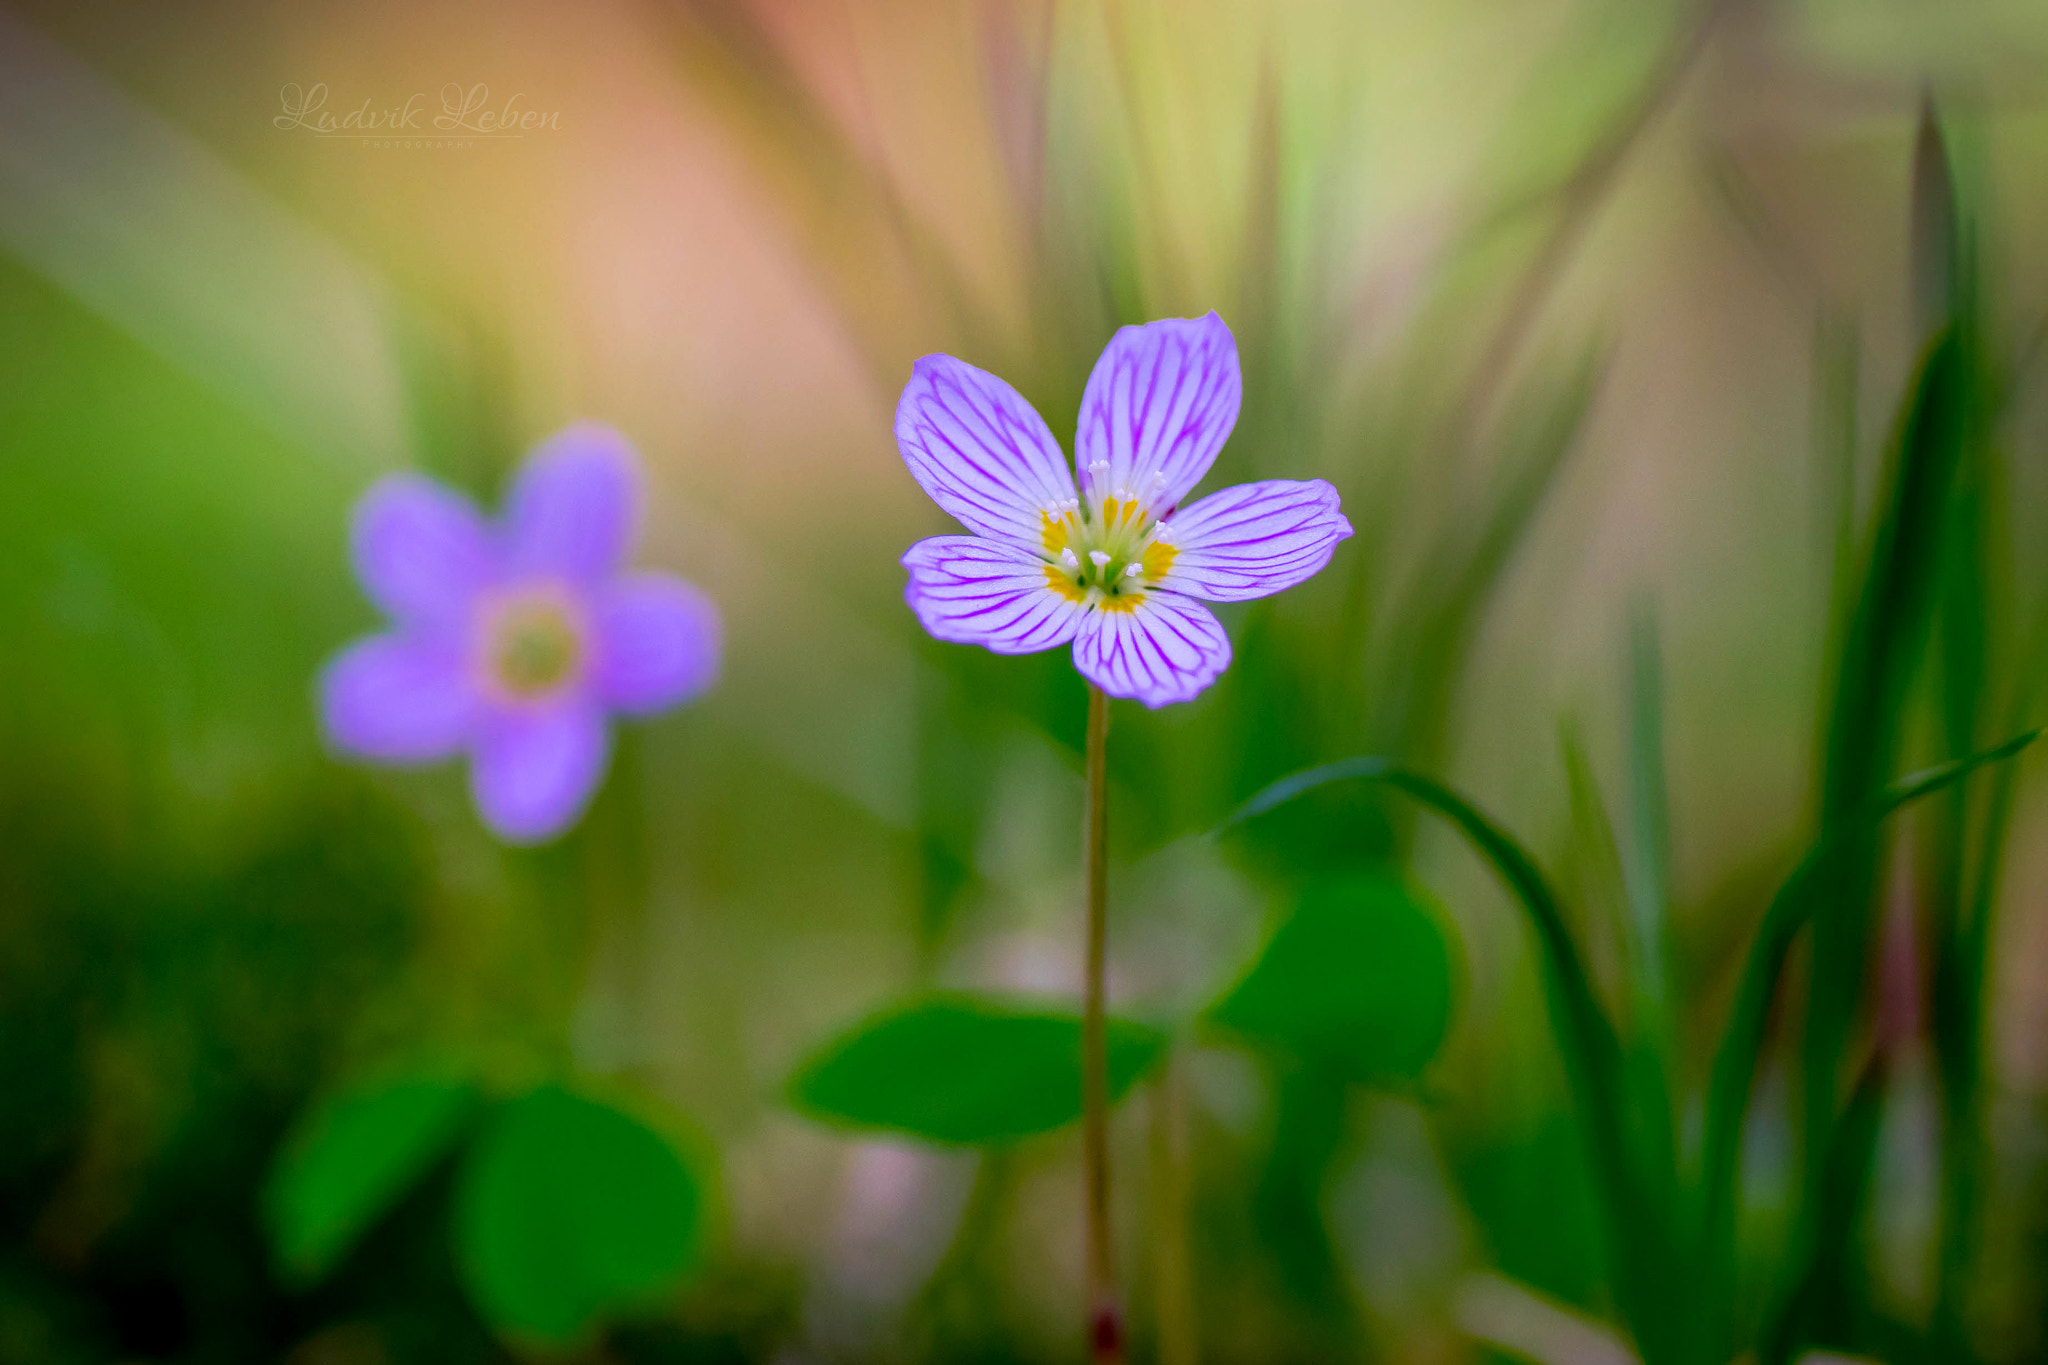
[
  {"left": 897, "top": 313, "right": 1352, "bottom": 706},
  {"left": 319, "top": 424, "right": 720, "bottom": 843}
]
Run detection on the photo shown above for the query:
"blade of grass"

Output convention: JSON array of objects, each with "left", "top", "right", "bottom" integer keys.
[
  {"left": 1753, "top": 118, "right": 1955, "bottom": 1347},
  {"left": 1929, "top": 409, "right": 1990, "bottom": 1363},
  {"left": 1623, "top": 607, "right": 1679, "bottom": 1132},
  {"left": 1933, "top": 682, "right": 2029, "bottom": 1351},
  {"left": 1915, "top": 100, "right": 2005, "bottom": 1357},
  {"left": 1803, "top": 325, "right": 1969, "bottom": 1207},
  {"left": 1095, "top": 0, "right": 1181, "bottom": 311},
  {"left": 1561, "top": 712, "right": 1687, "bottom": 1350},
  {"left": 1909, "top": 93, "right": 1959, "bottom": 349},
  {"left": 1795, "top": 118, "right": 1974, "bottom": 1342},
  {"left": 1220, "top": 758, "right": 1677, "bottom": 1360},
  {"left": 1331, "top": 0, "right": 1707, "bottom": 746},
  {"left": 1442, "top": 0, "right": 1729, "bottom": 467},
  {"left": 1371, "top": 349, "right": 1604, "bottom": 783},
  {"left": 1558, "top": 718, "right": 1631, "bottom": 996},
  {"left": 1760, "top": 1053, "right": 1890, "bottom": 1365},
  {"left": 1232, "top": 48, "right": 1284, "bottom": 377},
  {"left": 1694, "top": 729, "right": 2040, "bottom": 1360},
  {"left": 1337, "top": 0, "right": 1699, "bottom": 760},
  {"left": 1814, "top": 312, "right": 1862, "bottom": 662},
  {"left": 978, "top": 0, "right": 1055, "bottom": 237},
  {"left": 1619, "top": 609, "right": 1685, "bottom": 1345},
  {"left": 1930, "top": 521, "right": 2043, "bottom": 1359},
  {"left": 650, "top": 0, "right": 1006, "bottom": 395}
]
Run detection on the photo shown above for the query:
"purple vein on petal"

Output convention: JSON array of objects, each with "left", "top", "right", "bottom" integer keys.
[
  {"left": 904, "top": 535, "right": 1084, "bottom": 654},
  {"left": 897, "top": 356, "right": 1075, "bottom": 551},
  {"left": 1162, "top": 479, "right": 1352, "bottom": 602},
  {"left": 1077, "top": 314, "right": 1241, "bottom": 509},
  {"left": 1073, "top": 591, "right": 1229, "bottom": 707}
]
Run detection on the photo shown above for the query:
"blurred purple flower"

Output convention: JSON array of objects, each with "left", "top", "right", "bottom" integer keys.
[
  {"left": 319, "top": 424, "right": 720, "bottom": 843},
  {"left": 896, "top": 313, "right": 1351, "bottom": 706}
]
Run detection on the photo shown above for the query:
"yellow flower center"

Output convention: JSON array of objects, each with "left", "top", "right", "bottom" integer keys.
[{"left": 1039, "top": 495, "right": 1177, "bottom": 608}]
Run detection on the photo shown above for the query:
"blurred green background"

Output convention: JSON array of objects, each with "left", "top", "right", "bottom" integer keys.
[{"left": 6, "top": 1, "right": 2048, "bottom": 1362}]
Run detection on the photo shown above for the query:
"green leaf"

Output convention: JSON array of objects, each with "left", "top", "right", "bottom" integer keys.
[
  {"left": 263, "top": 1072, "right": 476, "bottom": 1286},
  {"left": 790, "top": 994, "right": 1167, "bottom": 1146},
  {"left": 1208, "top": 874, "right": 1454, "bottom": 1084},
  {"left": 1450, "top": 1112, "right": 1604, "bottom": 1311},
  {"left": 454, "top": 1086, "right": 705, "bottom": 1346}
]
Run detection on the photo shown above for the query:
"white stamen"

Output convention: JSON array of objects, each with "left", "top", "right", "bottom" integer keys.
[
  {"left": 1088, "top": 550, "right": 1112, "bottom": 568},
  {"left": 1087, "top": 460, "right": 1110, "bottom": 476},
  {"left": 1151, "top": 470, "right": 1167, "bottom": 487},
  {"left": 1061, "top": 548, "right": 1081, "bottom": 569},
  {"left": 1124, "top": 562, "right": 1143, "bottom": 577}
]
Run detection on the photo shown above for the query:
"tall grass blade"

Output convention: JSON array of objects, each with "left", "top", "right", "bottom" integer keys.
[
  {"left": 1619, "top": 609, "right": 1683, "bottom": 1329},
  {"left": 1759, "top": 1054, "right": 1889, "bottom": 1365},
  {"left": 1624, "top": 605, "right": 1677, "bottom": 1062},
  {"left": 1372, "top": 351, "right": 1604, "bottom": 779},
  {"left": 1561, "top": 712, "right": 1686, "bottom": 1348},
  {"left": 1813, "top": 312, "right": 1861, "bottom": 663},
  {"left": 1558, "top": 719, "right": 1630, "bottom": 989},
  {"left": 1695, "top": 729, "right": 2039, "bottom": 1360},
  {"left": 1803, "top": 326, "right": 1969, "bottom": 1203},
  {"left": 1220, "top": 758, "right": 1679, "bottom": 1359},
  {"left": 1792, "top": 112, "right": 1975, "bottom": 1345},
  {"left": 1930, "top": 380, "right": 2026, "bottom": 1358},
  {"left": 1933, "top": 667, "right": 2032, "bottom": 1352},
  {"left": 1909, "top": 94, "right": 1959, "bottom": 348},
  {"left": 652, "top": 0, "right": 1002, "bottom": 390}
]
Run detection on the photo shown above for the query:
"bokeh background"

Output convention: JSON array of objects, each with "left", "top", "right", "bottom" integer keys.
[{"left": 6, "top": 1, "right": 2048, "bottom": 1362}]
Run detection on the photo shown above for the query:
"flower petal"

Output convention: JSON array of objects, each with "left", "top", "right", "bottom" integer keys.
[
  {"left": 1075, "top": 313, "right": 1241, "bottom": 512},
  {"left": 470, "top": 701, "right": 611, "bottom": 844},
  {"left": 1157, "top": 479, "right": 1353, "bottom": 602},
  {"left": 1072, "top": 591, "right": 1231, "bottom": 708},
  {"left": 903, "top": 535, "right": 1088, "bottom": 655},
  {"left": 505, "top": 423, "right": 642, "bottom": 582},
  {"left": 319, "top": 633, "right": 477, "bottom": 762},
  {"left": 350, "top": 474, "right": 497, "bottom": 626},
  {"left": 592, "top": 573, "right": 722, "bottom": 714},
  {"left": 896, "top": 355, "right": 1078, "bottom": 551}
]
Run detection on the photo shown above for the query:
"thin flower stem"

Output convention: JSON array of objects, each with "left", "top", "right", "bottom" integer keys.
[{"left": 1082, "top": 683, "right": 1120, "bottom": 1363}]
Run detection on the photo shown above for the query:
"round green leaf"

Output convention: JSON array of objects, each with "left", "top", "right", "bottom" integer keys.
[
  {"left": 453, "top": 1086, "right": 705, "bottom": 1346},
  {"left": 264, "top": 1072, "right": 476, "bottom": 1285},
  {"left": 1209, "top": 873, "right": 1455, "bottom": 1084},
  {"left": 791, "top": 993, "right": 1168, "bottom": 1145}
]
